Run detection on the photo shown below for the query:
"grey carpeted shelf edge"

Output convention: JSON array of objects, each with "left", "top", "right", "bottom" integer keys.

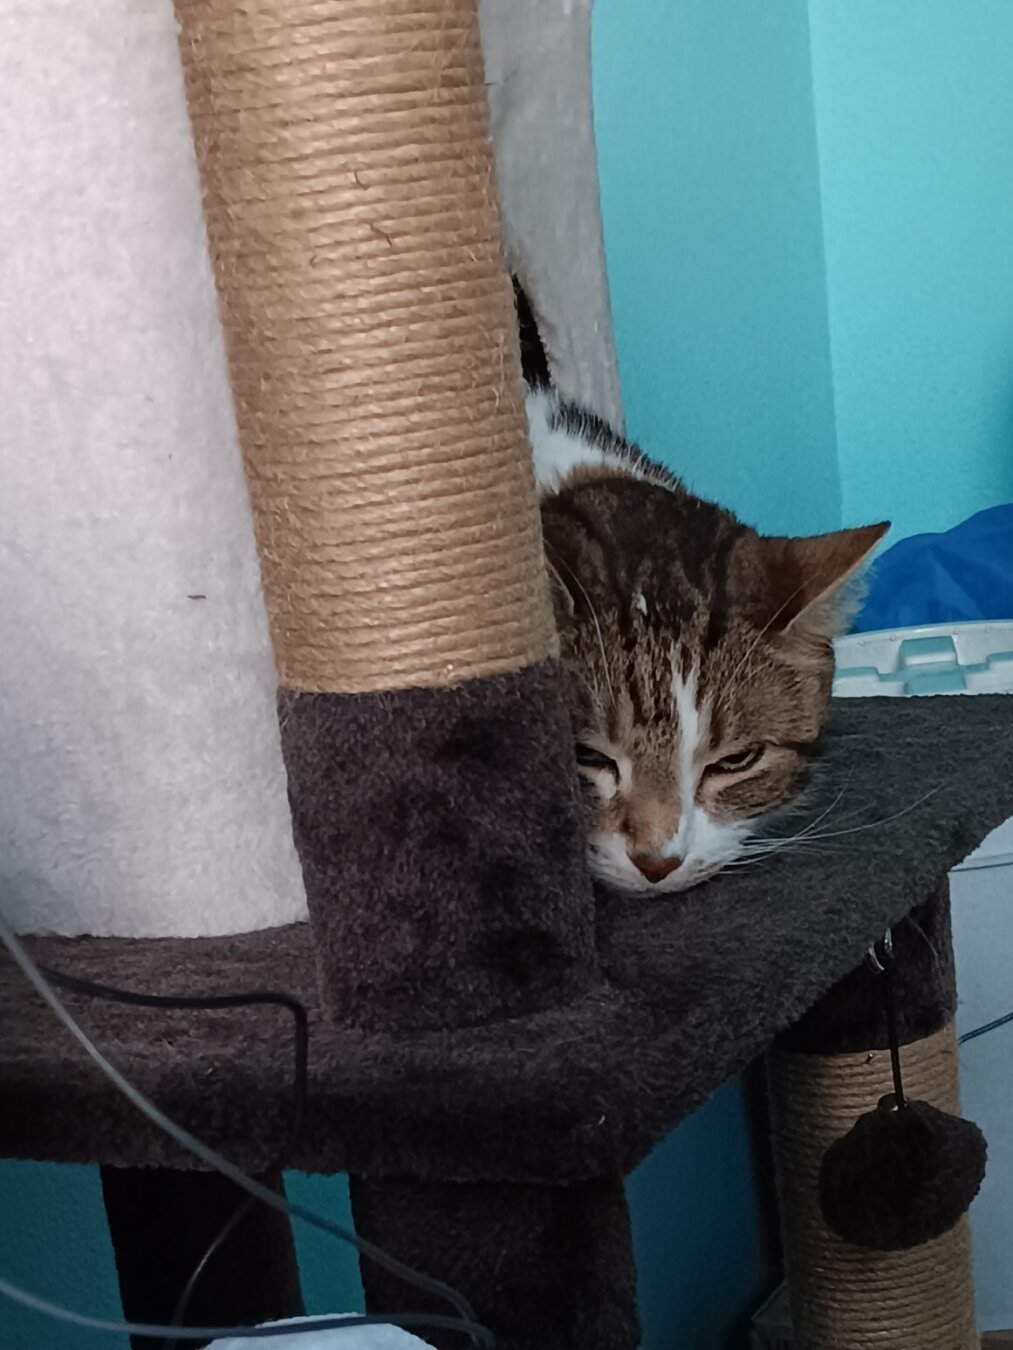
[{"left": 1, "top": 696, "right": 1010, "bottom": 1184}]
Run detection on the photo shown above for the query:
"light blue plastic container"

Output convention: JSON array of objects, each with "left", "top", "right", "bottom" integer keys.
[{"left": 833, "top": 620, "right": 1013, "bottom": 698}]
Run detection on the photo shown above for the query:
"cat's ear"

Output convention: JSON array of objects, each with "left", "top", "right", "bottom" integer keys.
[{"left": 749, "top": 522, "right": 889, "bottom": 640}]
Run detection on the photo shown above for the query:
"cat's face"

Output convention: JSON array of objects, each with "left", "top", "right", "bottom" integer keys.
[{"left": 541, "top": 474, "right": 886, "bottom": 896}]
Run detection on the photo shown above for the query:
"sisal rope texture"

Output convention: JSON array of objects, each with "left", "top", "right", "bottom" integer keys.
[
  {"left": 173, "top": 0, "right": 557, "bottom": 694},
  {"left": 767, "top": 1023, "right": 978, "bottom": 1350}
]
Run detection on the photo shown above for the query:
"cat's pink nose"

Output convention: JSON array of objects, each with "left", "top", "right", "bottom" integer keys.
[{"left": 631, "top": 853, "right": 683, "bottom": 884}]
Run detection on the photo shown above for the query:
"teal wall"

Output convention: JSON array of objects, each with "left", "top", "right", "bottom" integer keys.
[
  {"left": 809, "top": 0, "right": 1013, "bottom": 543},
  {"left": 594, "top": 0, "right": 841, "bottom": 538},
  {"left": 0, "top": 1161, "right": 122, "bottom": 1350},
  {"left": 628, "top": 1079, "right": 773, "bottom": 1350},
  {"left": 595, "top": 0, "right": 1013, "bottom": 548}
]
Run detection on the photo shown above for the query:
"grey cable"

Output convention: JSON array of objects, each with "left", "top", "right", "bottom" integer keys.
[{"left": 0, "top": 908, "right": 492, "bottom": 1349}]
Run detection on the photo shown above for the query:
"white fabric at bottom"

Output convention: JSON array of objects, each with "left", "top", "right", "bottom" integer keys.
[
  {"left": 208, "top": 1317, "right": 432, "bottom": 1349},
  {"left": 0, "top": 0, "right": 620, "bottom": 940},
  {"left": 0, "top": 0, "right": 308, "bottom": 937}
]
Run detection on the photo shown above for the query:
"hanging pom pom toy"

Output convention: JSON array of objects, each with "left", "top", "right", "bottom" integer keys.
[{"left": 818, "top": 931, "right": 987, "bottom": 1251}]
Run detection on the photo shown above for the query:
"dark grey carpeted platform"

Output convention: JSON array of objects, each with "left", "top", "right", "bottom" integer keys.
[{"left": 1, "top": 695, "right": 1010, "bottom": 1183}]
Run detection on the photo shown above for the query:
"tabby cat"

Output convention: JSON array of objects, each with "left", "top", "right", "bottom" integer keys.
[{"left": 517, "top": 284, "right": 888, "bottom": 895}]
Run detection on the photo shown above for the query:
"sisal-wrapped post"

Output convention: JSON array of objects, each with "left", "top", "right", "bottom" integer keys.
[
  {"left": 768, "top": 892, "right": 977, "bottom": 1350},
  {"left": 172, "top": 0, "right": 594, "bottom": 1028}
]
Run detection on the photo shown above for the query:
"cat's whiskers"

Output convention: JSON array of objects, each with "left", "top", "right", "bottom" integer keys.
[
  {"left": 727, "top": 784, "right": 944, "bottom": 876},
  {"left": 741, "top": 783, "right": 853, "bottom": 856},
  {"left": 735, "top": 839, "right": 820, "bottom": 863},
  {"left": 725, "top": 581, "right": 809, "bottom": 689},
  {"left": 734, "top": 756, "right": 870, "bottom": 861},
  {"left": 788, "top": 784, "right": 943, "bottom": 844},
  {"left": 544, "top": 543, "right": 616, "bottom": 708},
  {"left": 722, "top": 844, "right": 825, "bottom": 870}
]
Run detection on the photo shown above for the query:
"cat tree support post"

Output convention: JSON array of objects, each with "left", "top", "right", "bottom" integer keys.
[
  {"left": 97, "top": 3, "right": 637, "bottom": 1347},
  {"left": 768, "top": 889, "right": 977, "bottom": 1349}
]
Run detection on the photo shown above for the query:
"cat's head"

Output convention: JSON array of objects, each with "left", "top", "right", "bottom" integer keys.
[{"left": 540, "top": 473, "right": 887, "bottom": 895}]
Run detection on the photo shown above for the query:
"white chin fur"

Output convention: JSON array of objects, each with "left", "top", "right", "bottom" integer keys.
[{"left": 588, "top": 815, "right": 752, "bottom": 897}]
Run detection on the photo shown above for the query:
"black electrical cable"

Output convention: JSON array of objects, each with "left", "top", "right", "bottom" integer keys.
[
  {"left": 958, "top": 1007, "right": 1013, "bottom": 1045},
  {"left": 166, "top": 1198, "right": 265, "bottom": 1348},
  {"left": 38, "top": 965, "right": 309, "bottom": 1350},
  {"left": 0, "top": 911, "right": 492, "bottom": 1349}
]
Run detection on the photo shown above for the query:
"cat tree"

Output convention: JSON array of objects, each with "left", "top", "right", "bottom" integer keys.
[{"left": 1, "top": 2, "right": 1010, "bottom": 1348}]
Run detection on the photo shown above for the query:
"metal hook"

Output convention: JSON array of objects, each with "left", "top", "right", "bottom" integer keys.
[{"left": 865, "top": 927, "right": 894, "bottom": 974}]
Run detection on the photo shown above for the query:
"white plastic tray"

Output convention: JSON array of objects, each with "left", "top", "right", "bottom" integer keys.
[{"left": 833, "top": 621, "right": 1013, "bottom": 698}]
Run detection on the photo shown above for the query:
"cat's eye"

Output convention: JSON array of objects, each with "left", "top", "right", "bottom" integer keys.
[
  {"left": 707, "top": 744, "right": 765, "bottom": 776},
  {"left": 575, "top": 743, "right": 619, "bottom": 776}
]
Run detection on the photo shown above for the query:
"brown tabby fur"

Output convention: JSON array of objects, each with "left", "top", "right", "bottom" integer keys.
[{"left": 539, "top": 452, "right": 887, "bottom": 881}]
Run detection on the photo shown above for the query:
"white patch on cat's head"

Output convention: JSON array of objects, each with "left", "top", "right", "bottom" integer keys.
[
  {"left": 585, "top": 659, "right": 754, "bottom": 895},
  {"left": 526, "top": 388, "right": 632, "bottom": 495}
]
